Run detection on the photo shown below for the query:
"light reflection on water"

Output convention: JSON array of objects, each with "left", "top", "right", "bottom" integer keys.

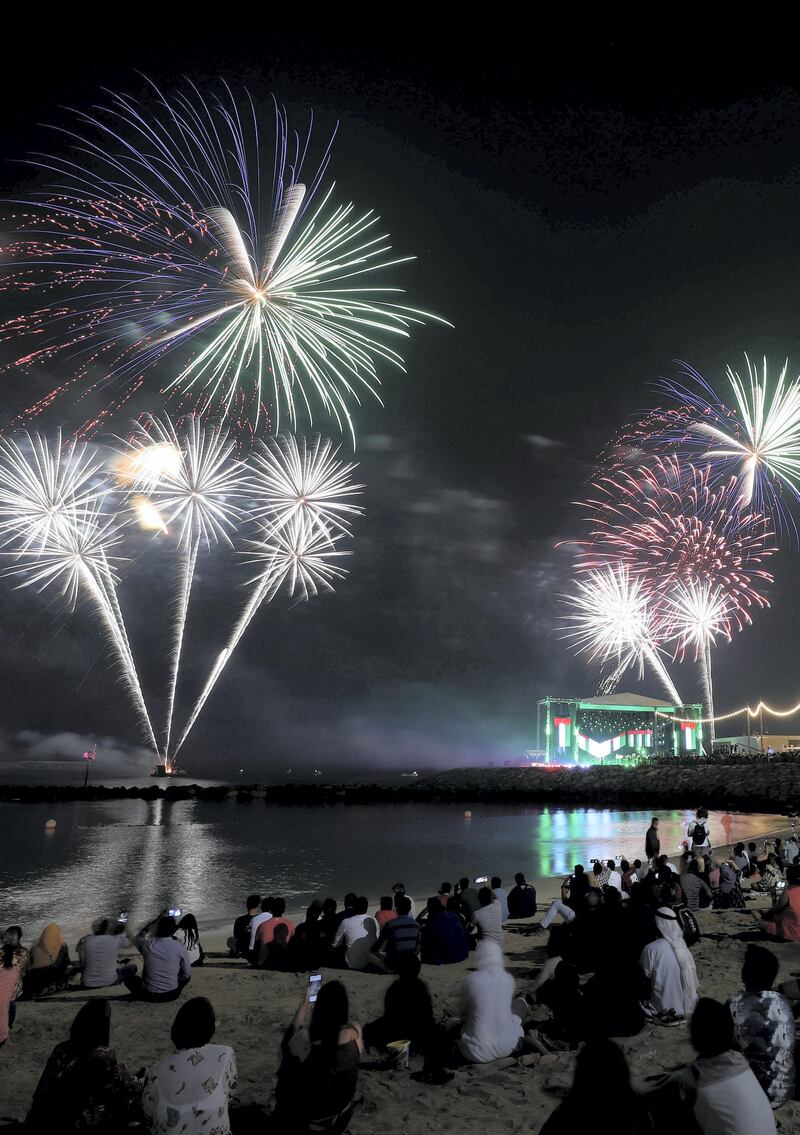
[{"left": 0, "top": 801, "right": 787, "bottom": 941}]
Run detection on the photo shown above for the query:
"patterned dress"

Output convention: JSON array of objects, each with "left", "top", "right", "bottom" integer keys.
[
  {"left": 142, "top": 1043, "right": 237, "bottom": 1135},
  {"left": 728, "top": 990, "right": 796, "bottom": 1108}
]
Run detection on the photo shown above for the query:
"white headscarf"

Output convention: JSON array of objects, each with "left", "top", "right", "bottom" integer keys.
[
  {"left": 475, "top": 938, "right": 505, "bottom": 972},
  {"left": 656, "top": 906, "right": 699, "bottom": 1014}
]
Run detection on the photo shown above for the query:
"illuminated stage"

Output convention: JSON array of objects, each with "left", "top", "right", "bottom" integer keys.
[{"left": 535, "top": 693, "right": 704, "bottom": 765}]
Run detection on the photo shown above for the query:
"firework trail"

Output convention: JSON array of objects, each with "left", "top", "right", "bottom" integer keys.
[
  {"left": 561, "top": 565, "right": 682, "bottom": 704},
  {"left": 577, "top": 455, "right": 776, "bottom": 627},
  {"left": 1, "top": 81, "right": 448, "bottom": 440},
  {"left": 663, "top": 581, "right": 731, "bottom": 745},
  {"left": 121, "top": 415, "right": 247, "bottom": 762}
]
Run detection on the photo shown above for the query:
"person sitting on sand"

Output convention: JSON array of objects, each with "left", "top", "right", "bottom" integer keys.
[
  {"left": 143, "top": 996, "right": 237, "bottom": 1135},
  {"left": 0, "top": 937, "right": 20, "bottom": 1047},
  {"left": 534, "top": 959, "right": 585, "bottom": 1049},
  {"left": 639, "top": 907, "right": 699, "bottom": 1020},
  {"left": 474, "top": 887, "right": 504, "bottom": 946},
  {"left": 331, "top": 896, "right": 378, "bottom": 971},
  {"left": 731, "top": 842, "right": 750, "bottom": 874},
  {"left": 728, "top": 944, "right": 795, "bottom": 1108},
  {"left": 273, "top": 979, "right": 363, "bottom": 1135},
  {"left": 665, "top": 998, "right": 775, "bottom": 1134},
  {"left": 621, "top": 860, "right": 638, "bottom": 896},
  {"left": 375, "top": 896, "right": 397, "bottom": 928},
  {"left": 175, "top": 913, "right": 205, "bottom": 967},
  {"left": 125, "top": 912, "right": 192, "bottom": 1002},
  {"left": 392, "top": 883, "right": 415, "bottom": 917},
  {"left": 265, "top": 922, "right": 293, "bottom": 971},
  {"left": 507, "top": 872, "right": 536, "bottom": 919},
  {"left": 540, "top": 1039, "right": 653, "bottom": 1135},
  {"left": 680, "top": 860, "right": 713, "bottom": 911},
  {"left": 317, "top": 898, "right": 340, "bottom": 944},
  {"left": 256, "top": 897, "right": 295, "bottom": 966},
  {"left": 3, "top": 926, "right": 29, "bottom": 1004},
  {"left": 605, "top": 859, "right": 622, "bottom": 892},
  {"left": 491, "top": 876, "right": 509, "bottom": 921},
  {"left": 363, "top": 954, "right": 443, "bottom": 1063},
  {"left": 715, "top": 861, "right": 746, "bottom": 909},
  {"left": 248, "top": 895, "right": 273, "bottom": 954},
  {"left": 228, "top": 893, "right": 260, "bottom": 957},
  {"left": 456, "top": 876, "right": 481, "bottom": 917},
  {"left": 420, "top": 897, "right": 469, "bottom": 965},
  {"left": 756, "top": 864, "right": 800, "bottom": 940},
  {"left": 27, "top": 997, "right": 141, "bottom": 1131},
  {"left": 77, "top": 917, "right": 137, "bottom": 989},
  {"left": 290, "top": 901, "right": 326, "bottom": 972},
  {"left": 438, "top": 882, "right": 453, "bottom": 908},
  {"left": 446, "top": 939, "right": 526, "bottom": 1063},
  {"left": 372, "top": 895, "right": 420, "bottom": 972},
  {"left": 24, "top": 922, "right": 71, "bottom": 997},
  {"left": 752, "top": 853, "right": 784, "bottom": 896}
]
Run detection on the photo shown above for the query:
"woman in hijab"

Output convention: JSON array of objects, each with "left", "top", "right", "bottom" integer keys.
[
  {"left": 639, "top": 907, "right": 699, "bottom": 1019},
  {"left": 450, "top": 940, "right": 527, "bottom": 1063},
  {"left": 27, "top": 998, "right": 141, "bottom": 1131},
  {"left": 715, "top": 861, "right": 746, "bottom": 909},
  {"left": 24, "top": 922, "right": 71, "bottom": 996}
]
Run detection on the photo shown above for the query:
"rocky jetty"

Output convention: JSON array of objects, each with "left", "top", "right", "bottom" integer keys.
[{"left": 1, "top": 763, "right": 799, "bottom": 812}]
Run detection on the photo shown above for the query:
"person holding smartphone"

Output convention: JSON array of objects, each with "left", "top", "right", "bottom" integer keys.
[
  {"left": 77, "top": 916, "right": 137, "bottom": 990},
  {"left": 125, "top": 912, "right": 192, "bottom": 1002}
]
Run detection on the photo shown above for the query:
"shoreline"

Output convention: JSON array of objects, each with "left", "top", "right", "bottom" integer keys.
[{"left": 2, "top": 761, "right": 800, "bottom": 812}]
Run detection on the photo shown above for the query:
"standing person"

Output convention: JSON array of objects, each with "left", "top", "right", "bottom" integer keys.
[
  {"left": 783, "top": 831, "right": 799, "bottom": 867},
  {"left": 728, "top": 945, "right": 795, "bottom": 1108},
  {"left": 273, "top": 980, "right": 363, "bottom": 1135},
  {"left": 227, "top": 894, "right": 260, "bottom": 958},
  {"left": 26, "top": 998, "right": 141, "bottom": 1130},
  {"left": 490, "top": 876, "right": 509, "bottom": 921},
  {"left": 331, "top": 897, "right": 378, "bottom": 971},
  {"left": 688, "top": 808, "right": 711, "bottom": 857},
  {"left": 507, "top": 872, "right": 537, "bottom": 919},
  {"left": 143, "top": 997, "right": 237, "bottom": 1134},
  {"left": 666, "top": 998, "right": 776, "bottom": 1134},
  {"left": 474, "top": 887, "right": 504, "bottom": 946},
  {"left": 78, "top": 917, "right": 137, "bottom": 989},
  {"left": 645, "top": 817, "right": 660, "bottom": 863},
  {"left": 125, "top": 913, "right": 192, "bottom": 1002},
  {"left": 175, "top": 914, "right": 205, "bottom": 967},
  {"left": 448, "top": 940, "right": 526, "bottom": 1063}
]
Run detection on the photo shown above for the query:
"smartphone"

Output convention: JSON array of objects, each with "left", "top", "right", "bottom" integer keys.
[
  {"left": 308, "top": 973, "right": 322, "bottom": 1004},
  {"left": 474, "top": 876, "right": 488, "bottom": 885},
  {"left": 168, "top": 908, "right": 182, "bottom": 919},
  {"left": 119, "top": 912, "right": 128, "bottom": 924}
]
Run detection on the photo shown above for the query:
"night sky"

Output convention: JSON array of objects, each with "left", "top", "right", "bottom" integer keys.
[{"left": 1, "top": 26, "right": 800, "bottom": 774}]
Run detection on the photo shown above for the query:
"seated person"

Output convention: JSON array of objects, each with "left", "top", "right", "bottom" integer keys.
[
  {"left": 290, "top": 901, "right": 325, "bottom": 972},
  {"left": 437, "top": 882, "right": 453, "bottom": 908},
  {"left": 535, "top": 959, "right": 584, "bottom": 1048},
  {"left": 639, "top": 907, "right": 699, "bottom": 1019},
  {"left": 540, "top": 1039, "right": 652, "bottom": 1134},
  {"left": 256, "top": 897, "right": 295, "bottom": 967},
  {"left": 375, "top": 896, "right": 397, "bottom": 928},
  {"left": 507, "top": 872, "right": 537, "bottom": 919},
  {"left": 126, "top": 913, "right": 192, "bottom": 1002},
  {"left": 474, "top": 887, "right": 503, "bottom": 946},
  {"left": 447, "top": 940, "right": 526, "bottom": 1063},
  {"left": 665, "top": 998, "right": 775, "bottom": 1134},
  {"left": 372, "top": 895, "right": 421, "bottom": 972},
  {"left": 420, "top": 897, "right": 469, "bottom": 966},
  {"left": 490, "top": 877, "right": 509, "bottom": 921},
  {"left": 248, "top": 896, "right": 274, "bottom": 956},
  {"left": 756, "top": 864, "right": 800, "bottom": 940},
  {"left": 364, "top": 954, "right": 436, "bottom": 1053},
  {"left": 456, "top": 877, "right": 482, "bottom": 917},
  {"left": 3, "top": 925, "right": 29, "bottom": 1002},
  {"left": 227, "top": 894, "right": 260, "bottom": 957},
  {"left": 1, "top": 939, "right": 20, "bottom": 1047},
  {"left": 752, "top": 854, "right": 784, "bottom": 895},
  {"left": 331, "top": 897, "right": 378, "bottom": 970},
  {"left": 727, "top": 945, "right": 795, "bottom": 1108},
  {"left": 77, "top": 917, "right": 137, "bottom": 989},
  {"left": 715, "top": 861, "right": 746, "bottom": 909},
  {"left": 143, "top": 997, "right": 237, "bottom": 1133},
  {"left": 265, "top": 923, "right": 293, "bottom": 971},
  {"left": 24, "top": 923, "right": 71, "bottom": 997},
  {"left": 273, "top": 980, "right": 363, "bottom": 1135},
  {"left": 27, "top": 998, "right": 141, "bottom": 1130},
  {"left": 175, "top": 913, "right": 205, "bottom": 967},
  {"left": 679, "top": 860, "right": 713, "bottom": 911}
]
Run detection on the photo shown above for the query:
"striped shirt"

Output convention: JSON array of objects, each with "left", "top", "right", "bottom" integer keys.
[{"left": 376, "top": 915, "right": 421, "bottom": 965}]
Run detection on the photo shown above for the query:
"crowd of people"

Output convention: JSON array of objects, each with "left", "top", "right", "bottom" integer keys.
[{"left": 1, "top": 815, "right": 800, "bottom": 1132}]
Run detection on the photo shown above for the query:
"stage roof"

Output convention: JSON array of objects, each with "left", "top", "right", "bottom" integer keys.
[{"left": 580, "top": 693, "right": 676, "bottom": 708}]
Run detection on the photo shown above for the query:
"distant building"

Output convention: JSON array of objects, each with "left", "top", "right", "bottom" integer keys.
[
  {"left": 716, "top": 734, "right": 800, "bottom": 754},
  {"left": 534, "top": 692, "right": 704, "bottom": 765}
]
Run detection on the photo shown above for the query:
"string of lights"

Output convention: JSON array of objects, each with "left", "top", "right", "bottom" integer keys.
[{"left": 656, "top": 699, "right": 800, "bottom": 725}]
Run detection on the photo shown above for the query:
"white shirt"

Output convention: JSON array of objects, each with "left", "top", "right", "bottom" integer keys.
[
  {"left": 474, "top": 902, "right": 504, "bottom": 946},
  {"left": 671, "top": 1052, "right": 775, "bottom": 1135},
  {"left": 78, "top": 933, "right": 129, "bottom": 988},
  {"left": 248, "top": 911, "right": 272, "bottom": 950},
  {"left": 332, "top": 914, "right": 378, "bottom": 970},
  {"left": 607, "top": 870, "right": 622, "bottom": 892},
  {"left": 457, "top": 967, "right": 524, "bottom": 1063},
  {"left": 640, "top": 938, "right": 686, "bottom": 1015},
  {"left": 492, "top": 887, "right": 509, "bottom": 921},
  {"left": 143, "top": 1044, "right": 237, "bottom": 1135}
]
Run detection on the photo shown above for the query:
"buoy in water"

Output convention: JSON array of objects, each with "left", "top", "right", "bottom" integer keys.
[
  {"left": 464, "top": 810, "right": 472, "bottom": 819},
  {"left": 45, "top": 819, "right": 57, "bottom": 830}
]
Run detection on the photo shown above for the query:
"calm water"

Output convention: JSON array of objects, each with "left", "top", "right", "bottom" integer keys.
[{"left": 0, "top": 800, "right": 788, "bottom": 943}]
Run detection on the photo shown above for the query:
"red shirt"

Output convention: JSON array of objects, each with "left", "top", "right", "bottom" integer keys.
[
  {"left": 256, "top": 917, "right": 295, "bottom": 945},
  {"left": 375, "top": 910, "right": 397, "bottom": 928}
]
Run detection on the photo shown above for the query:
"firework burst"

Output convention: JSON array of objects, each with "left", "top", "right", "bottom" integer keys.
[{"left": 1, "top": 81, "right": 448, "bottom": 440}]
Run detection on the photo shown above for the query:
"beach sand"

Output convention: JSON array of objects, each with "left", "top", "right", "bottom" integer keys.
[{"left": 3, "top": 877, "right": 800, "bottom": 1131}]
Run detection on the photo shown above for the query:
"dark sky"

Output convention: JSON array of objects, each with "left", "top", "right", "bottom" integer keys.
[{"left": 1, "top": 25, "right": 800, "bottom": 773}]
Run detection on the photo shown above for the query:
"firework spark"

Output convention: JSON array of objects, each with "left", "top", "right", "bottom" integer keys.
[
  {"left": 664, "top": 581, "right": 732, "bottom": 744},
  {"left": 1, "top": 81, "right": 448, "bottom": 440},
  {"left": 561, "top": 565, "right": 682, "bottom": 704}
]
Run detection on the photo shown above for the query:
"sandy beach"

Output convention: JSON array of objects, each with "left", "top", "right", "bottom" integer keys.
[{"left": 3, "top": 833, "right": 800, "bottom": 1131}]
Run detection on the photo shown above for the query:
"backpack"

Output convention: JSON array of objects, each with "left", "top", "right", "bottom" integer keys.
[{"left": 691, "top": 821, "right": 706, "bottom": 845}]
